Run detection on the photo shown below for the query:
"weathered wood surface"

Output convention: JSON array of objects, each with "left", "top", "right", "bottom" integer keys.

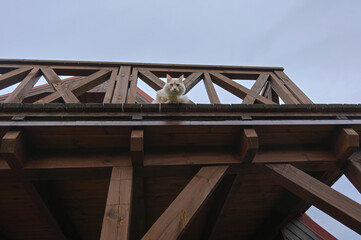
[
  {"left": 141, "top": 166, "right": 228, "bottom": 240},
  {"left": 267, "top": 164, "right": 361, "bottom": 235},
  {"left": 239, "top": 128, "right": 259, "bottom": 163},
  {"left": 203, "top": 72, "right": 220, "bottom": 104},
  {"left": 101, "top": 167, "right": 133, "bottom": 240},
  {"left": 1, "top": 130, "right": 26, "bottom": 169},
  {"left": 334, "top": 128, "right": 359, "bottom": 162},
  {"left": 345, "top": 157, "right": 361, "bottom": 194}
]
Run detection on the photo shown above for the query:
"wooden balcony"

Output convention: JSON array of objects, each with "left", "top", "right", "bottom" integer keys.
[{"left": 0, "top": 59, "right": 360, "bottom": 240}]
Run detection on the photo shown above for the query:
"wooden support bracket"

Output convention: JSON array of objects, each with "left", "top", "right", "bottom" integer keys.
[
  {"left": 131, "top": 129, "right": 144, "bottom": 167},
  {"left": 267, "top": 164, "right": 361, "bottom": 235},
  {"left": 344, "top": 157, "right": 361, "bottom": 194},
  {"left": 141, "top": 165, "right": 228, "bottom": 240},
  {"left": 240, "top": 128, "right": 259, "bottom": 163},
  {"left": 101, "top": 167, "right": 133, "bottom": 240},
  {"left": 334, "top": 128, "right": 359, "bottom": 162},
  {"left": 1, "top": 130, "right": 26, "bottom": 169}
]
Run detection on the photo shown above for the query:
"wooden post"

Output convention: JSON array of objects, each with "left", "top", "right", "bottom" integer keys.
[
  {"left": 142, "top": 166, "right": 228, "bottom": 240},
  {"left": 267, "top": 164, "right": 361, "bottom": 234},
  {"left": 131, "top": 129, "right": 144, "bottom": 167},
  {"left": 101, "top": 167, "right": 133, "bottom": 240},
  {"left": 344, "top": 158, "right": 361, "bottom": 194},
  {"left": 240, "top": 128, "right": 259, "bottom": 163},
  {"left": 1, "top": 130, "right": 26, "bottom": 169},
  {"left": 334, "top": 128, "right": 359, "bottom": 162}
]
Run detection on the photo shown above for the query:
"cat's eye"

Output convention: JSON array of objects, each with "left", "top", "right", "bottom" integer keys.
[{"left": 176, "top": 84, "right": 180, "bottom": 86}]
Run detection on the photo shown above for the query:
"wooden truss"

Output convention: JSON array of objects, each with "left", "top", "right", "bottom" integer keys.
[{"left": 0, "top": 59, "right": 360, "bottom": 240}]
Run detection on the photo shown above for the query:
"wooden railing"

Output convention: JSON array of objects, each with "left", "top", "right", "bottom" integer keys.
[{"left": 0, "top": 59, "right": 313, "bottom": 104}]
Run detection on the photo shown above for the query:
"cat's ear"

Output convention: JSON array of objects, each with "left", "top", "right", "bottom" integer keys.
[
  {"left": 178, "top": 75, "right": 184, "bottom": 82},
  {"left": 166, "top": 74, "right": 172, "bottom": 83}
]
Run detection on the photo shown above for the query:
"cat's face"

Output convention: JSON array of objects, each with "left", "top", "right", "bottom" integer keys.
[{"left": 164, "top": 74, "right": 185, "bottom": 96}]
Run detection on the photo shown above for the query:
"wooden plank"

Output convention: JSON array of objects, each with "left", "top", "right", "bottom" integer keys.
[
  {"left": 267, "top": 164, "right": 361, "bottom": 234},
  {"left": 209, "top": 72, "right": 276, "bottom": 104},
  {"left": 103, "top": 68, "right": 118, "bottom": 103},
  {"left": 127, "top": 68, "right": 139, "bottom": 104},
  {"left": 334, "top": 128, "right": 359, "bottom": 162},
  {"left": 112, "top": 66, "right": 131, "bottom": 103},
  {"left": 0, "top": 67, "right": 32, "bottom": 90},
  {"left": 131, "top": 129, "right": 144, "bottom": 167},
  {"left": 242, "top": 74, "right": 269, "bottom": 104},
  {"left": 36, "top": 68, "right": 111, "bottom": 103},
  {"left": 203, "top": 72, "right": 220, "bottom": 104},
  {"left": 184, "top": 72, "right": 203, "bottom": 93},
  {"left": 345, "top": 159, "right": 361, "bottom": 194},
  {"left": 40, "top": 67, "right": 80, "bottom": 103},
  {"left": 269, "top": 73, "right": 299, "bottom": 104},
  {"left": 240, "top": 128, "right": 259, "bottom": 163},
  {"left": 130, "top": 170, "right": 147, "bottom": 239},
  {"left": 101, "top": 167, "right": 133, "bottom": 240},
  {"left": 138, "top": 70, "right": 164, "bottom": 90},
  {"left": 274, "top": 70, "right": 313, "bottom": 104},
  {"left": 4, "top": 68, "right": 41, "bottom": 103},
  {"left": 0, "top": 130, "right": 26, "bottom": 169},
  {"left": 141, "top": 166, "right": 228, "bottom": 240}
]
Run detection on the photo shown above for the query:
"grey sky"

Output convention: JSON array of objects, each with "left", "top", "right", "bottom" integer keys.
[{"left": 1, "top": 0, "right": 361, "bottom": 239}]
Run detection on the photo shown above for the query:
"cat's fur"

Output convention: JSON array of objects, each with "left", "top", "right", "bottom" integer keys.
[{"left": 152, "top": 74, "right": 191, "bottom": 104}]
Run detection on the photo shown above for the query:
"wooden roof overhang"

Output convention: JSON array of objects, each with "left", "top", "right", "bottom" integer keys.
[{"left": 0, "top": 60, "right": 360, "bottom": 240}]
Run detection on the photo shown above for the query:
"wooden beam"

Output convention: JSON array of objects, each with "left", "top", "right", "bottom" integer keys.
[
  {"left": 203, "top": 72, "right": 220, "bottom": 104},
  {"left": 112, "top": 66, "right": 131, "bottom": 103},
  {"left": 267, "top": 164, "right": 361, "bottom": 234},
  {"left": 4, "top": 68, "right": 41, "bottom": 103},
  {"left": 344, "top": 159, "right": 361, "bottom": 194},
  {"left": 184, "top": 72, "right": 203, "bottom": 93},
  {"left": 101, "top": 167, "right": 133, "bottom": 240},
  {"left": 209, "top": 72, "right": 276, "bottom": 104},
  {"left": 130, "top": 170, "right": 147, "bottom": 239},
  {"left": 1, "top": 130, "right": 26, "bottom": 169},
  {"left": 127, "top": 68, "right": 139, "bottom": 104},
  {"left": 269, "top": 73, "right": 299, "bottom": 104},
  {"left": 0, "top": 67, "right": 32, "bottom": 90},
  {"left": 274, "top": 70, "right": 313, "bottom": 104},
  {"left": 141, "top": 165, "right": 228, "bottom": 240},
  {"left": 40, "top": 67, "right": 80, "bottom": 103},
  {"left": 36, "top": 68, "right": 111, "bottom": 103},
  {"left": 103, "top": 68, "right": 119, "bottom": 103},
  {"left": 334, "top": 128, "right": 359, "bottom": 162},
  {"left": 131, "top": 129, "right": 144, "bottom": 167},
  {"left": 138, "top": 70, "right": 164, "bottom": 90},
  {"left": 242, "top": 74, "right": 269, "bottom": 104},
  {"left": 240, "top": 128, "right": 259, "bottom": 163}
]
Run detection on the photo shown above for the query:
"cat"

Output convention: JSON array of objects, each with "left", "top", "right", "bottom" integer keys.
[{"left": 152, "top": 74, "right": 192, "bottom": 104}]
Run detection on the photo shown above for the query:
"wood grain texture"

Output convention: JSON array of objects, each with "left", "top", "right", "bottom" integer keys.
[
  {"left": 274, "top": 70, "right": 313, "bottom": 104},
  {"left": 209, "top": 72, "right": 275, "bottom": 104},
  {"left": 334, "top": 128, "right": 359, "bottom": 162},
  {"left": 138, "top": 70, "right": 164, "bottom": 91},
  {"left": 269, "top": 73, "right": 299, "bottom": 104},
  {"left": 141, "top": 166, "right": 228, "bottom": 240},
  {"left": 112, "top": 66, "right": 131, "bottom": 103},
  {"left": 203, "top": 72, "right": 220, "bottom": 104},
  {"left": 131, "top": 129, "right": 144, "bottom": 166},
  {"left": 101, "top": 167, "right": 133, "bottom": 240},
  {"left": 267, "top": 164, "right": 361, "bottom": 234},
  {"left": 184, "top": 72, "right": 203, "bottom": 93},
  {"left": 4, "top": 68, "right": 41, "bottom": 103},
  {"left": 344, "top": 159, "right": 361, "bottom": 194},
  {"left": 242, "top": 74, "right": 269, "bottom": 104},
  {"left": 0, "top": 130, "right": 26, "bottom": 169},
  {"left": 240, "top": 128, "right": 259, "bottom": 163},
  {"left": 0, "top": 67, "right": 32, "bottom": 90},
  {"left": 40, "top": 67, "right": 80, "bottom": 103},
  {"left": 127, "top": 68, "right": 139, "bottom": 104},
  {"left": 103, "top": 68, "right": 118, "bottom": 103}
]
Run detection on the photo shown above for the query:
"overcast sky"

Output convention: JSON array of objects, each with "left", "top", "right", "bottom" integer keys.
[{"left": 1, "top": 0, "right": 361, "bottom": 239}]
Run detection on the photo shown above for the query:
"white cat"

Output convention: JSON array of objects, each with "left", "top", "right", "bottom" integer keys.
[{"left": 152, "top": 74, "right": 192, "bottom": 104}]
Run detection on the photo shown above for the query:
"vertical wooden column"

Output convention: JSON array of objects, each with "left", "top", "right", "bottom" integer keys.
[
  {"left": 267, "top": 164, "right": 361, "bottom": 234},
  {"left": 142, "top": 166, "right": 228, "bottom": 240},
  {"left": 100, "top": 167, "right": 133, "bottom": 240}
]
